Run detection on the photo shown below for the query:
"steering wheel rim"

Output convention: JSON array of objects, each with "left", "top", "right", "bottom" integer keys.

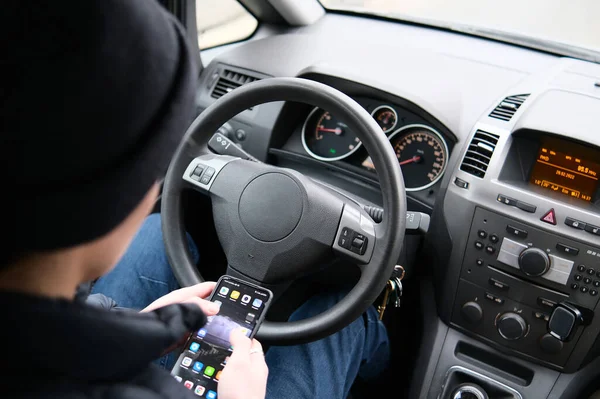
[{"left": 161, "top": 77, "right": 406, "bottom": 345}]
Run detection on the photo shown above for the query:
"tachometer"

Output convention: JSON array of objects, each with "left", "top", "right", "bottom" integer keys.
[
  {"left": 388, "top": 124, "right": 448, "bottom": 191},
  {"left": 371, "top": 105, "right": 398, "bottom": 132},
  {"left": 301, "top": 107, "right": 362, "bottom": 161}
]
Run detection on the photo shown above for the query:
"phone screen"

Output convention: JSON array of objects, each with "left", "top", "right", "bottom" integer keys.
[{"left": 170, "top": 276, "right": 272, "bottom": 397}]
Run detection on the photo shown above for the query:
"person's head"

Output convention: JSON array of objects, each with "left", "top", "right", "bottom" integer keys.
[{"left": 0, "top": 0, "right": 198, "bottom": 291}]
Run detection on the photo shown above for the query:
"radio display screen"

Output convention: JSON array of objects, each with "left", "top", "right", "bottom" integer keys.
[{"left": 529, "top": 137, "right": 600, "bottom": 202}]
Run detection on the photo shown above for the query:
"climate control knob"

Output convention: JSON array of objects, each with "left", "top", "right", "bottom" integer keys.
[
  {"left": 518, "top": 247, "right": 550, "bottom": 277},
  {"left": 496, "top": 312, "right": 528, "bottom": 340}
]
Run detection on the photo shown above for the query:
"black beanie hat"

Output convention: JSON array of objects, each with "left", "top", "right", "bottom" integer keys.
[{"left": 0, "top": 1, "right": 198, "bottom": 260}]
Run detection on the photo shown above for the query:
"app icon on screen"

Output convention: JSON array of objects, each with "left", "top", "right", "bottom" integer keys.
[
  {"left": 193, "top": 361, "right": 204, "bottom": 373},
  {"left": 174, "top": 376, "right": 182, "bottom": 382},
  {"left": 230, "top": 290, "right": 240, "bottom": 300},
  {"left": 189, "top": 342, "right": 200, "bottom": 352},
  {"left": 184, "top": 380, "right": 194, "bottom": 389},
  {"left": 194, "top": 386, "right": 206, "bottom": 396},
  {"left": 206, "top": 390, "right": 217, "bottom": 399},
  {"left": 245, "top": 313, "right": 255, "bottom": 323},
  {"left": 219, "top": 287, "right": 229, "bottom": 295},
  {"left": 252, "top": 298, "right": 263, "bottom": 308},
  {"left": 216, "top": 370, "right": 222, "bottom": 381},
  {"left": 204, "top": 366, "right": 216, "bottom": 377},
  {"left": 197, "top": 329, "right": 207, "bottom": 338},
  {"left": 241, "top": 294, "right": 251, "bottom": 303},
  {"left": 182, "top": 357, "right": 192, "bottom": 367}
]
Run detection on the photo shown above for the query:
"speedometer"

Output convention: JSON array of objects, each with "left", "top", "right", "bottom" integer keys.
[
  {"left": 388, "top": 124, "right": 448, "bottom": 191},
  {"left": 301, "top": 107, "right": 362, "bottom": 161}
]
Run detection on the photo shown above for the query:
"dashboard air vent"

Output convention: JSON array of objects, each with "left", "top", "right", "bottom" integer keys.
[
  {"left": 489, "top": 94, "right": 529, "bottom": 121},
  {"left": 211, "top": 69, "right": 260, "bottom": 100},
  {"left": 460, "top": 130, "right": 500, "bottom": 178}
]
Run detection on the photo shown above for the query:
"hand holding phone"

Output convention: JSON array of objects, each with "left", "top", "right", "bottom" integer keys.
[
  {"left": 217, "top": 329, "right": 268, "bottom": 399},
  {"left": 171, "top": 275, "right": 273, "bottom": 397}
]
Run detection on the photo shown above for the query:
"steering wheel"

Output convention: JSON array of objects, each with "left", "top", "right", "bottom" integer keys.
[{"left": 161, "top": 77, "right": 406, "bottom": 345}]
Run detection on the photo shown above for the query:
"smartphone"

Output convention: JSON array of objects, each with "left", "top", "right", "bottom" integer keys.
[{"left": 170, "top": 275, "right": 273, "bottom": 396}]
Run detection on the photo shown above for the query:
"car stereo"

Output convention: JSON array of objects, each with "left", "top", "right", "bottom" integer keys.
[{"left": 529, "top": 137, "right": 600, "bottom": 203}]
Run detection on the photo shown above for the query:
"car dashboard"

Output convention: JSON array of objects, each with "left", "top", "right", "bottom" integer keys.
[{"left": 194, "top": 11, "right": 600, "bottom": 399}]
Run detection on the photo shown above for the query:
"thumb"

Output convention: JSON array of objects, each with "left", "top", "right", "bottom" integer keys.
[{"left": 229, "top": 328, "right": 252, "bottom": 353}]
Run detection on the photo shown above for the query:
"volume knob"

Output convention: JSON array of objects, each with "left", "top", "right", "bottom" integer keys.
[
  {"left": 518, "top": 247, "right": 550, "bottom": 277},
  {"left": 496, "top": 312, "right": 528, "bottom": 340}
]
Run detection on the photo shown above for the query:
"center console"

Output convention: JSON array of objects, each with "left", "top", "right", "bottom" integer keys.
[{"left": 413, "top": 87, "right": 600, "bottom": 399}]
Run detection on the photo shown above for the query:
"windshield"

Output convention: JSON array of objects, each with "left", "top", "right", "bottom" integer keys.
[{"left": 320, "top": 0, "right": 599, "bottom": 61}]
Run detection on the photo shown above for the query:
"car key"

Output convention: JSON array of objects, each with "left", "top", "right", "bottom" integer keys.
[
  {"left": 377, "top": 279, "right": 395, "bottom": 320},
  {"left": 392, "top": 265, "right": 405, "bottom": 308}
]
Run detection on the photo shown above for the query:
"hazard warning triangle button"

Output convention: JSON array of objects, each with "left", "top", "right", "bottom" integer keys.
[{"left": 540, "top": 208, "right": 557, "bottom": 225}]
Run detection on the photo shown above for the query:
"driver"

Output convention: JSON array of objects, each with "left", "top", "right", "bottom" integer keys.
[{"left": 0, "top": 1, "right": 390, "bottom": 399}]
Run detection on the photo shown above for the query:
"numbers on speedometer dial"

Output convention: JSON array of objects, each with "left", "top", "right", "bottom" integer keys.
[{"left": 388, "top": 124, "right": 448, "bottom": 191}]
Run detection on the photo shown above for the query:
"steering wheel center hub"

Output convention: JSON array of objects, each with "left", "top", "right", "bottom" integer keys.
[{"left": 238, "top": 173, "right": 303, "bottom": 242}]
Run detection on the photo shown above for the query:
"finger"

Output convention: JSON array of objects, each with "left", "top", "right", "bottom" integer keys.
[
  {"left": 177, "top": 282, "right": 217, "bottom": 299},
  {"left": 229, "top": 328, "right": 252, "bottom": 359},
  {"left": 182, "top": 296, "right": 220, "bottom": 315},
  {"left": 249, "top": 339, "right": 268, "bottom": 375}
]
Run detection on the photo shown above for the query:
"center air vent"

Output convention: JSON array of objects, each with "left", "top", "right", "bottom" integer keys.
[
  {"left": 211, "top": 69, "right": 260, "bottom": 100},
  {"left": 489, "top": 94, "right": 529, "bottom": 121},
  {"left": 460, "top": 130, "right": 500, "bottom": 178}
]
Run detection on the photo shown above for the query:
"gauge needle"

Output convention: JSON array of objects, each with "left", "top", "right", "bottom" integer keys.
[
  {"left": 318, "top": 127, "right": 343, "bottom": 135},
  {"left": 399, "top": 156, "right": 421, "bottom": 166}
]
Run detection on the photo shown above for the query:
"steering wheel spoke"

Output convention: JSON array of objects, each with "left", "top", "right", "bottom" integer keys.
[
  {"left": 332, "top": 203, "right": 376, "bottom": 265},
  {"left": 182, "top": 154, "right": 239, "bottom": 194}
]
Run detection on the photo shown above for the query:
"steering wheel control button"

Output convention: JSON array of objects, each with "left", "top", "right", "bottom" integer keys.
[
  {"left": 461, "top": 301, "right": 483, "bottom": 324},
  {"left": 506, "top": 225, "right": 528, "bottom": 239},
  {"left": 338, "top": 227, "right": 368, "bottom": 255},
  {"left": 474, "top": 241, "right": 484, "bottom": 250},
  {"left": 239, "top": 173, "right": 303, "bottom": 242},
  {"left": 565, "top": 217, "right": 586, "bottom": 230},
  {"left": 454, "top": 177, "right": 469, "bottom": 189},
  {"left": 540, "top": 208, "right": 557, "bottom": 225},
  {"left": 489, "top": 278, "right": 509, "bottom": 291},
  {"left": 497, "top": 194, "right": 517, "bottom": 207},
  {"left": 190, "top": 165, "right": 205, "bottom": 181},
  {"left": 556, "top": 243, "right": 579, "bottom": 256},
  {"left": 477, "top": 230, "right": 488, "bottom": 239},
  {"left": 516, "top": 200, "right": 537, "bottom": 213},
  {"left": 585, "top": 224, "right": 600, "bottom": 236}
]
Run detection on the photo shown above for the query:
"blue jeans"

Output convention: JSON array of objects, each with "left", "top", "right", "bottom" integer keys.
[{"left": 92, "top": 214, "right": 390, "bottom": 399}]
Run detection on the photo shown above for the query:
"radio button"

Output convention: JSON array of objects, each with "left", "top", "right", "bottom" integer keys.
[
  {"left": 585, "top": 224, "right": 600, "bottom": 236},
  {"left": 489, "top": 278, "right": 509, "bottom": 291},
  {"left": 574, "top": 274, "right": 582, "bottom": 281},
  {"left": 489, "top": 234, "right": 499, "bottom": 243},
  {"left": 581, "top": 286, "right": 589, "bottom": 293},
  {"left": 538, "top": 297, "right": 557, "bottom": 309},
  {"left": 476, "top": 258, "right": 484, "bottom": 266},
  {"left": 516, "top": 200, "right": 537, "bottom": 213},
  {"left": 497, "top": 194, "right": 518, "bottom": 206},
  {"left": 571, "top": 283, "right": 579, "bottom": 290},
  {"left": 565, "top": 217, "right": 586, "bottom": 230},
  {"left": 594, "top": 281, "right": 600, "bottom": 287},
  {"left": 485, "top": 245, "right": 496, "bottom": 255},
  {"left": 477, "top": 230, "right": 488, "bottom": 239},
  {"left": 587, "top": 268, "right": 595, "bottom": 275},
  {"left": 578, "top": 265, "right": 586, "bottom": 272},
  {"left": 474, "top": 241, "right": 484, "bottom": 250},
  {"left": 506, "top": 225, "right": 528, "bottom": 239},
  {"left": 584, "top": 277, "right": 592, "bottom": 284},
  {"left": 556, "top": 243, "right": 579, "bottom": 256},
  {"left": 519, "top": 248, "right": 550, "bottom": 276},
  {"left": 545, "top": 254, "right": 574, "bottom": 285},
  {"left": 591, "top": 290, "right": 598, "bottom": 296}
]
